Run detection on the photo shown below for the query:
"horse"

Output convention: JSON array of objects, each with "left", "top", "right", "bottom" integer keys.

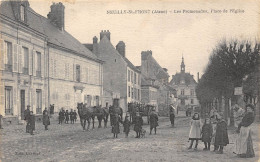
[
  {"left": 77, "top": 103, "right": 94, "bottom": 131},
  {"left": 98, "top": 106, "right": 109, "bottom": 128}
]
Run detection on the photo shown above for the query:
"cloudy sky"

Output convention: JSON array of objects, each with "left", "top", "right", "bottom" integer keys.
[{"left": 29, "top": 0, "right": 259, "bottom": 81}]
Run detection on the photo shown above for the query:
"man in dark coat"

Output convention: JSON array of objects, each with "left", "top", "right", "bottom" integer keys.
[
  {"left": 58, "top": 109, "right": 64, "bottom": 124},
  {"left": 42, "top": 108, "right": 50, "bottom": 130},
  {"left": 111, "top": 114, "right": 122, "bottom": 138},
  {"left": 28, "top": 111, "right": 35, "bottom": 135},
  {"left": 24, "top": 105, "right": 31, "bottom": 133},
  {"left": 169, "top": 105, "right": 175, "bottom": 127},
  {"left": 134, "top": 112, "right": 143, "bottom": 138},
  {"left": 70, "top": 109, "right": 74, "bottom": 124},
  {"left": 149, "top": 110, "right": 159, "bottom": 135},
  {"left": 214, "top": 112, "right": 229, "bottom": 154},
  {"left": 73, "top": 110, "right": 77, "bottom": 122},
  {"left": 65, "top": 110, "right": 69, "bottom": 124}
]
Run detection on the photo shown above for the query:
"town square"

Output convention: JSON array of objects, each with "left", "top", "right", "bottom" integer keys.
[{"left": 0, "top": 0, "right": 259, "bottom": 161}]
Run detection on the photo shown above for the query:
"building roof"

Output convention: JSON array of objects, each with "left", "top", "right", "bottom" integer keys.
[
  {"left": 169, "top": 72, "right": 197, "bottom": 86},
  {"left": 0, "top": 1, "right": 101, "bottom": 62},
  {"left": 98, "top": 36, "right": 140, "bottom": 73}
]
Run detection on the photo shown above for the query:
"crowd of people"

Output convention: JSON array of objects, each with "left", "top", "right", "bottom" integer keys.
[
  {"left": 187, "top": 103, "right": 256, "bottom": 159},
  {"left": 58, "top": 109, "right": 77, "bottom": 124}
]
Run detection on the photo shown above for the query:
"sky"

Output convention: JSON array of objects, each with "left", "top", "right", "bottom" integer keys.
[{"left": 29, "top": 0, "right": 259, "bottom": 81}]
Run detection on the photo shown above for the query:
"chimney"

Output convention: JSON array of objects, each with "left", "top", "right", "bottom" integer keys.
[
  {"left": 197, "top": 72, "right": 200, "bottom": 82},
  {"left": 92, "top": 36, "right": 98, "bottom": 54},
  {"left": 47, "top": 2, "right": 65, "bottom": 31},
  {"left": 141, "top": 50, "right": 152, "bottom": 60},
  {"left": 100, "top": 30, "right": 111, "bottom": 41},
  {"left": 116, "top": 41, "right": 125, "bottom": 57}
]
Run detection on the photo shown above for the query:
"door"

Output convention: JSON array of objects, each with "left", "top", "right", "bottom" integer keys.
[{"left": 20, "top": 90, "right": 25, "bottom": 119}]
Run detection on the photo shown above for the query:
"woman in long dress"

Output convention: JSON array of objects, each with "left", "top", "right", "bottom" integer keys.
[{"left": 234, "top": 104, "right": 255, "bottom": 158}]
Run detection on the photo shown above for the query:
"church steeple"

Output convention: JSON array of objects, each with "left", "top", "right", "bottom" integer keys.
[{"left": 181, "top": 56, "right": 185, "bottom": 73}]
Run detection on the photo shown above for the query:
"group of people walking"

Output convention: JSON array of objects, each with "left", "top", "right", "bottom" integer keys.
[
  {"left": 187, "top": 103, "right": 255, "bottom": 158},
  {"left": 111, "top": 109, "right": 159, "bottom": 139},
  {"left": 58, "top": 109, "right": 77, "bottom": 124}
]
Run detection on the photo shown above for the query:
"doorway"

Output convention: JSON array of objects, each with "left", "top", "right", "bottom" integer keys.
[{"left": 20, "top": 90, "right": 25, "bottom": 119}]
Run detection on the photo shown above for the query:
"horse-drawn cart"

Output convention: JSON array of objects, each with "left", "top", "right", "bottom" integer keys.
[{"left": 128, "top": 102, "right": 156, "bottom": 124}]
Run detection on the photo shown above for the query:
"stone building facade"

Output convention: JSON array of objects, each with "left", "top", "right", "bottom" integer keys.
[
  {"left": 0, "top": 1, "right": 103, "bottom": 123},
  {"left": 169, "top": 57, "right": 199, "bottom": 110},
  {"left": 140, "top": 50, "right": 174, "bottom": 114},
  {"left": 84, "top": 32, "right": 141, "bottom": 112}
]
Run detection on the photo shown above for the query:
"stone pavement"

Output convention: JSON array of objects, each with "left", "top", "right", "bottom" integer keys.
[{"left": 0, "top": 114, "right": 259, "bottom": 162}]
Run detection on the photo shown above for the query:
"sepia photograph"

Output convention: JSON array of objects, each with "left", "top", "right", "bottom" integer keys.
[{"left": 0, "top": 0, "right": 259, "bottom": 161}]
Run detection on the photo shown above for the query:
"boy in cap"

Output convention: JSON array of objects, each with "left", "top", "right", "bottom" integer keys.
[{"left": 123, "top": 114, "right": 131, "bottom": 138}]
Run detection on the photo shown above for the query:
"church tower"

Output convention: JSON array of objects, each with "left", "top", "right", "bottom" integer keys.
[{"left": 181, "top": 56, "right": 185, "bottom": 73}]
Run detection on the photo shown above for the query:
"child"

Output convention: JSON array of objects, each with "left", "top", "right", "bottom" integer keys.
[
  {"left": 188, "top": 113, "right": 201, "bottom": 150},
  {"left": 74, "top": 110, "right": 77, "bottom": 122},
  {"left": 111, "top": 114, "right": 122, "bottom": 138},
  {"left": 70, "top": 109, "right": 74, "bottom": 124},
  {"left": 214, "top": 112, "right": 229, "bottom": 154},
  {"left": 201, "top": 118, "right": 213, "bottom": 150},
  {"left": 123, "top": 115, "right": 131, "bottom": 138}
]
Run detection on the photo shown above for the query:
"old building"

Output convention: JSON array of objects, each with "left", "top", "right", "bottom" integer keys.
[
  {"left": 0, "top": 1, "right": 103, "bottom": 123},
  {"left": 84, "top": 32, "right": 141, "bottom": 112},
  {"left": 169, "top": 57, "right": 199, "bottom": 110},
  {"left": 0, "top": 1, "right": 48, "bottom": 123},
  {"left": 46, "top": 3, "right": 103, "bottom": 110},
  {"left": 140, "top": 50, "right": 174, "bottom": 114}
]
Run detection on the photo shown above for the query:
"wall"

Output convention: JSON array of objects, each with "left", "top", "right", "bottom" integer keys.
[
  {"left": 48, "top": 47, "right": 102, "bottom": 112},
  {"left": 0, "top": 20, "right": 47, "bottom": 123}
]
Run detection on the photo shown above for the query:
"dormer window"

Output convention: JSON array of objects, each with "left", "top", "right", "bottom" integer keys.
[{"left": 20, "top": 5, "right": 25, "bottom": 22}]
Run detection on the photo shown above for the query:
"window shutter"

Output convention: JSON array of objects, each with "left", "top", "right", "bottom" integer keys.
[
  {"left": 21, "top": 46, "right": 24, "bottom": 72},
  {"left": 18, "top": 45, "right": 23, "bottom": 73},
  {"left": 41, "top": 53, "right": 44, "bottom": 77},
  {"left": 73, "top": 63, "right": 76, "bottom": 81},
  {"left": 42, "top": 90, "right": 45, "bottom": 110},
  {"left": 0, "top": 82, "right": 4, "bottom": 115},
  {"left": 12, "top": 44, "right": 18, "bottom": 72},
  {"left": 0, "top": 39, "right": 5, "bottom": 70},
  {"left": 32, "top": 50, "right": 36, "bottom": 76},
  {"left": 28, "top": 49, "right": 32, "bottom": 75}
]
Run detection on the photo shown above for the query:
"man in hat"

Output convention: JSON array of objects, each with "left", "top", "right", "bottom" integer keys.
[
  {"left": 28, "top": 111, "right": 35, "bottom": 135},
  {"left": 42, "top": 108, "right": 50, "bottom": 130},
  {"left": 24, "top": 105, "right": 31, "bottom": 133}
]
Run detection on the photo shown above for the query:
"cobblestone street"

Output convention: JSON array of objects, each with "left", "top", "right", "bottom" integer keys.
[{"left": 0, "top": 113, "right": 259, "bottom": 162}]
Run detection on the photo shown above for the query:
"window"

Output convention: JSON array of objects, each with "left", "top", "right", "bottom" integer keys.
[
  {"left": 128, "top": 86, "right": 131, "bottom": 97},
  {"left": 134, "top": 73, "right": 137, "bottom": 84},
  {"left": 128, "top": 70, "right": 130, "bottom": 82},
  {"left": 96, "top": 96, "right": 99, "bottom": 106},
  {"left": 20, "top": 5, "right": 25, "bottom": 22},
  {"left": 181, "top": 89, "right": 185, "bottom": 95},
  {"left": 87, "top": 95, "right": 92, "bottom": 106},
  {"left": 181, "top": 99, "right": 185, "bottom": 105},
  {"left": 36, "top": 52, "right": 41, "bottom": 77},
  {"left": 138, "top": 89, "right": 140, "bottom": 100},
  {"left": 190, "top": 89, "right": 194, "bottom": 96},
  {"left": 23, "top": 47, "right": 29, "bottom": 74},
  {"left": 4, "top": 41, "right": 12, "bottom": 72},
  {"left": 131, "top": 71, "right": 133, "bottom": 83},
  {"left": 191, "top": 99, "right": 194, "bottom": 104},
  {"left": 76, "top": 65, "right": 80, "bottom": 82},
  {"left": 86, "top": 68, "right": 89, "bottom": 83},
  {"left": 5, "top": 86, "right": 13, "bottom": 115},
  {"left": 36, "top": 89, "right": 42, "bottom": 114},
  {"left": 131, "top": 87, "right": 134, "bottom": 99}
]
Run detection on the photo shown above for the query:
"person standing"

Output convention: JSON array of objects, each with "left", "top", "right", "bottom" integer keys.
[
  {"left": 42, "top": 108, "right": 50, "bottom": 130},
  {"left": 123, "top": 115, "right": 131, "bottom": 138},
  {"left": 149, "top": 110, "right": 159, "bottom": 135},
  {"left": 188, "top": 113, "right": 201, "bottom": 150},
  {"left": 73, "top": 110, "right": 77, "bottom": 122},
  {"left": 24, "top": 105, "right": 31, "bottom": 133},
  {"left": 134, "top": 112, "right": 143, "bottom": 138},
  {"left": 70, "top": 109, "right": 74, "bottom": 124},
  {"left": 201, "top": 118, "right": 213, "bottom": 150},
  {"left": 234, "top": 104, "right": 255, "bottom": 158},
  {"left": 169, "top": 105, "right": 175, "bottom": 127},
  {"left": 214, "top": 112, "right": 229, "bottom": 154},
  {"left": 65, "top": 110, "right": 69, "bottom": 124},
  {"left": 28, "top": 111, "right": 35, "bottom": 135},
  {"left": 111, "top": 114, "right": 121, "bottom": 138},
  {"left": 58, "top": 109, "right": 64, "bottom": 124},
  {"left": 0, "top": 114, "right": 3, "bottom": 129}
]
